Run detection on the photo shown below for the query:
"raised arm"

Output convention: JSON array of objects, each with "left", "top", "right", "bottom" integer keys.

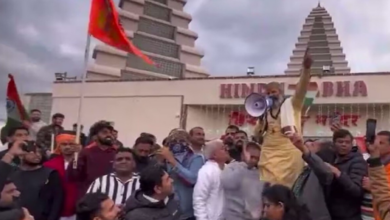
[
  {"left": 291, "top": 48, "right": 313, "bottom": 109},
  {"left": 368, "top": 158, "right": 390, "bottom": 220},
  {"left": 302, "top": 152, "right": 334, "bottom": 185},
  {"left": 367, "top": 142, "right": 390, "bottom": 220},
  {"left": 171, "top": 155, "right": 204, "bottom": 185}
]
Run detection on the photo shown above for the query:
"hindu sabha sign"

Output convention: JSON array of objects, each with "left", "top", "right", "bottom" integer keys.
[{"left": 219, "top": 81, "right": 368, "bottom": 99}]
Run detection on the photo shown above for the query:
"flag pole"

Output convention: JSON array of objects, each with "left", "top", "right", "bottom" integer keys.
[{"left": 73, "top": 34, "right": 91, "bottom": 168}]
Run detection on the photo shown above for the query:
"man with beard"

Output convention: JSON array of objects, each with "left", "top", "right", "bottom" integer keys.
[
  {"left": 44, "top": 131, "right": 79, "bottom": 220},
  {"left": 36, "top": 113, "right": 65, "bottom": 151},
  {"left": 189, "top": 127, "right": 205, "bottom": 155},
  {"left": 133, "top": 136, "right": 155, "bottom": 173},
  {"left": 221, "top": 142, "right": 264, "bottom": 220},
  {"left": 68, "top": 121, "right": 117, "bottom": 200},
  {"left": 229, "top": 130, "right": 249, "bottom": 162},
  {"left": 11, "top": 141, "right": 63, "bottom": 220},
  {"left": 0, "top": 140, "right": 36, "bottom": 220},
  {"left": 25, "top": 109, "right": 47, "bottom": 141},
  {"left": 223, "top": 125, "right": 239, "bottom": 163},
  {"left": 253, "top": 49, "right": 312, "bottom": 187}
]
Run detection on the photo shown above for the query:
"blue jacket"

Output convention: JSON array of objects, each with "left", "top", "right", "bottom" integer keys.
[{"left": 167, "top": 152, "right": 205, "bottom": 219}]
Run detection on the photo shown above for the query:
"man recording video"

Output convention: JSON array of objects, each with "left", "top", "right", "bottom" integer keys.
[
  {"left": 156, "top": 129, "right": 204, "bottom": 220},
  {"left": 10, "top": 139, "right": 63, "bottom": 220},
  {"left": 0, "top": 126, "right": 29, "bottom": 166},
  {"left": 0, "top": 137, "right": 34, "bottom": 220}
]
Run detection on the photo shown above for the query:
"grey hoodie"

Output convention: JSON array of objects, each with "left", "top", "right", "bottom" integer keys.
[{"left": 220, "top": 161, "right": 265, "bottom": 220}]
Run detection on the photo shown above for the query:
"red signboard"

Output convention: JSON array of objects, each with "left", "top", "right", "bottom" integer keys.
[{"left": 220, "top": 81, "right": 368, "bottom": 99}]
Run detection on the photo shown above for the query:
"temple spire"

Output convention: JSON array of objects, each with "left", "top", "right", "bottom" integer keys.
[
  {"left": 317, "top": 1, "right": 321, "bottom": 7},
  {"left": 284, "top": 4, "right": 351, "bottom": 75}
]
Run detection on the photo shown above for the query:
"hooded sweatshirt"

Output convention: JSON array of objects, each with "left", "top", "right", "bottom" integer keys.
[
  {"left": 220, "top": 161, "right": 265, "bottom": 220},
  {"left": 124, "top": 189, "right": 180, "bottom": 220}
]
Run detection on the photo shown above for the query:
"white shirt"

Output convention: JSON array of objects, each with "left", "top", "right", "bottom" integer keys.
[
  {"left": 29, "top": 120, "right": 47, "bottom": 141},
  {"left": 143, "top": 194, "right": 169, "bottom": 205},
  {"left": 64, "top": 161, "right": 69, "bottom": 170},
  {"left": 193, "top": 160, "right": 225, "bottom": 220}
]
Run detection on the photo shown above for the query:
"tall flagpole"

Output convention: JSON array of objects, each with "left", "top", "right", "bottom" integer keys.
[{"left": 73, "top": 34, "right": 91, "bottom": 168}]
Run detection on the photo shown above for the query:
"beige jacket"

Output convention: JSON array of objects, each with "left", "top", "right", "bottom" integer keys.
[{"left": 369, "top": 161, "right": 390, "bottom": 220}]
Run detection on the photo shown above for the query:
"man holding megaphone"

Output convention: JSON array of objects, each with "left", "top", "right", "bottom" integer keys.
[{"left": 247, "top": 48, "right": 313, "bottom": 187}]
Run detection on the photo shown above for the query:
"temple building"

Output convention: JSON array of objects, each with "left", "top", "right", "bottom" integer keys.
[
  {"left": 23, "top": 3, "right": 390, "bottom": 146},
  {"left": 285, "top": 3, "right": 350, "bottom": 75},
  {"left": 88, "top": 0, "right": 208, "bottom": 80}
]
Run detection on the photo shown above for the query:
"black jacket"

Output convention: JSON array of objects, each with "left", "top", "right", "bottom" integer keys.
[
  {"left": 0, "top": 161, "right": 15, "bottom": 194},
  {"left": 328, "top": 147, "right": 367, "bottom": 220},
  {"left": 11, "top": 167, "right": 64, "bottom": 220},
  {"left": 124, "top": 189, "right": 180, "bottom": 220}
]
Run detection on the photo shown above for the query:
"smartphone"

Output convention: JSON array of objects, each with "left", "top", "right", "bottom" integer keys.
[
  {"left": 330, "top": 112, "right": 341, "bottom": 125},
  {"left": 22, "top": 141, "right": 38, "bottom": 152},
  {"left": 365, "top": 118, "right": 377, "bottom": 145}
]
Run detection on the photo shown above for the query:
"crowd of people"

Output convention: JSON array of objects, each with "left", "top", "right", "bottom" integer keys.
[{"left": 0, "top": 108, "right": 389, "bottom": 220}]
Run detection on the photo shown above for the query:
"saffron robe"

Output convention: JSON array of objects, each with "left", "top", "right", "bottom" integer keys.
[{"left": 256, "top": 69, "right": 311, "bottom": 187}]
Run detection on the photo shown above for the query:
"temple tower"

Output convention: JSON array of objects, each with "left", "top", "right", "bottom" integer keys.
[
  {"left": 285, "top": 3, "right": 350, "bottom": 75},
  {"left": 88, "top": 0, "right": 209, "bottom": 80}
]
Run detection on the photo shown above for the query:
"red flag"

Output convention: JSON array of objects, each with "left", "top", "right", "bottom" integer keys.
[{"left": 88, "top": 0, "right": 154, "bottom": 65}]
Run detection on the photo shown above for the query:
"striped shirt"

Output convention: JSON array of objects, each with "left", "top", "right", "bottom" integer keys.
[
  {"left": 87, "top": 173, "right": 140, "bottom": 205},
  {"left": 361, "top": 192, "right": 374, "bottom": 220}
]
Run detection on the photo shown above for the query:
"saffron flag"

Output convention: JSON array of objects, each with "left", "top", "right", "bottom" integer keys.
[
  {"left": 0, "top": 74, "right": 29, "bottom": 143},
  {"left": 88, "top": 0, "right": 154, "bottom": 65}
]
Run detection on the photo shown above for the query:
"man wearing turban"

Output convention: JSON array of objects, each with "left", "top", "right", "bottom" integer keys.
[
  {"left": 254, "top": 49, "right": 313, "bottom": 187},
  {"left": 44, "top": 131, "right": 79, "bottom": 220}
]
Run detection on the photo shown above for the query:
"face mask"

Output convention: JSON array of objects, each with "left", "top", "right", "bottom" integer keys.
[{"left": 169, "top": 142, "right": 190, "bottom": 163}]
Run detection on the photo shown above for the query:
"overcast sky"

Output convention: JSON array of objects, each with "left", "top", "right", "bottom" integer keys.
[{"left": 0, "top": 0, "right": 389, "bottom": 120}]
